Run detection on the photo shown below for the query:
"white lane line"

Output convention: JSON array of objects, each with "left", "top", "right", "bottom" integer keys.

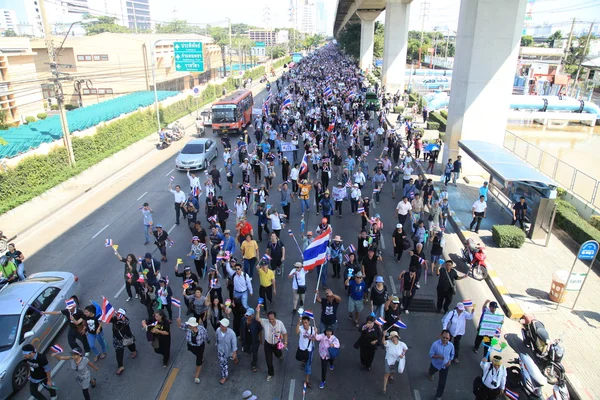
[
  {"left": 28, "top": 360, "right": 65, "bottom": 400},
  {"left": 137, "top": 191, "right": 148, "bottom": 201},
  {"left": 114, "top": 283, "right": 126, "bottom": 299},
  {"left": 389, "top": 275, "right": 397, "bottom": 294},
  {"left": 414, "top": 389, "right": 421, "bottom": 400},
  {"left": 288, "top": 379, "right": 296, "bottom": 400},
  {"left": 165, "top": 169, "right": 174, "bottom": 177},
  {"left": 91, "top": 224, "right": 110, "bottom": 239},
  {"left": 167, "top": 224, "right": 177, "bottom": 235}
]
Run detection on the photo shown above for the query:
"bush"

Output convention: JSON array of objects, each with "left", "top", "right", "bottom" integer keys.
[
  {"left": 393, "top": 106, "right": 405, "bottom": 114},
  {"left": 404, "top": 115, "right": 413, "bottom": 121},
  {"left": 554, "top": 199, "right": 600, "bottom": 246},
  {"left": 590, "top": 215, "right": 600, "bottom": 231},
  {"left": 438, "top": 132, "right": 446, "bottom": 143},
  {"left": 273, "top": 56, "right": 292, "bottom": 70},
  {"left": 36, "top": 113, "right": 48, "bottom": 120},
  {"left": 409, "top": 93, "right": 420, "bottom": 103},
  {"left": 25, "top": 116, "right": 36, "bottom": 123},
  {"left": 556, "top": 187, "right": 567, "bottom": 198},
  {"left": 427, "top": 121, "right": 440, "bottom": 130},
  {"left": 440, "top": 110, "right": 448, "bottom": 119},
  {"left": 407, "top": 101, "right": 415, "bottom": 108},
  {"left": 50, "top": 104, "right": 58, "bottom": 111},
  {"left": 429, "top": 111, "right": 447, "bottom": 132},
  {"left": 492, "top": 225, "right": 526, "bottom": 248},
  {"left": 64, "top": 104, "right": 78, "bottom": 111}
]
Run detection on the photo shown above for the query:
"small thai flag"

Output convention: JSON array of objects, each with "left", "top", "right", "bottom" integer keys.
[
  {"left": 505, "top": 389, "right": 519, "bottom": 400},
  {"left": 192, "top": 187, "right": 200, "bottom": 197},
  {"left": 462, "top": 300, "right": 473, "bottom": 307},
  {"left": 105, "top": 239, "right": 113, "bottom": 247},
  {"left": 303, "top": 381, "right": 307, "bottom": 395},
  {"left": 253, "top": 188, "right": 258, "bottom": 195},
  {"left": 18, "top": 298, "right": 26, "bottom": 307},
  {"left": 51, "top": 344, "right": 64, "bottom": 353},
  {"left": 138, "top": 206, "right": 144, "bottom": 210},
  {"left": 208, "top": 216, "right": 217, "bottom": 223},
  {"left": 288, "top": 229, "right": 294, "bottom": 236},
  {"left": 348, "top": 244, "right": 356, "bottom": 253},
  {"left": 65, "top": 298, "right": 77, "bottom": 308},
  {"left": 168, "top": 240, "right": 175, "bottom": 248},
  {"left": 418, "top": 257, "right": 427, "bottom": 265},
  {"left": 171, "top": 298, "right": 181, "bottom": 308},
  {"left": 344, "top": 254, "right": 350, "bottom": 262},
  {"left": 262, "top": 254, "right": 272, "bottom": 261},
  {"left": 303, "top": 310, "right": 314, "bottom": 319},
  {"left": 184, "top": 279, "right": 194, "bottom": 285},
  {"left": 364, "top": 151, "right": 369, "bottom": 156},
  {"left": 495, "top": 327, "right": 502, "bottom": 338},
  {"left": 375, "top": 317, "right": 386, "bottom": 326},
  {"left": 357, "top": 207, "right": 364, "bottom": 214},
  {"left": 393, "top": 320, "right": 407, "bottom": 329},
  {"left": 200, "top": 243, "right": 207, "bottom": 250},
  {"left": 210, "top": 278, "right": 218, "bottom": 288},
  {"left": 384, "top": 147, "right": 389, "bottom": 151},
  {"left": 170, "top": 176, "right": 175, "bottom": 182},
  {"left": 226, "top": 209, "right": 234, "bottom": 214}
]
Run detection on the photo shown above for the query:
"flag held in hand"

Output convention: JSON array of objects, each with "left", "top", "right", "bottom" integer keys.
[
  {"left": 462, "top": 300, "right": 473, "bottom": 307},
  {"left": 51, "top": 344, "right": 64, "bottom": 353},
  {"left": 105, "top": 239, "right": 113, "bottom": 247},
  {"left": 302, "top": 310, "right": 314, "bottom": 319},
  {"left": 171, "top": 298, "right": 181, "bottom": 308},
  {"left": 100, "top": 296, "right": 116, "bottom": 323},
  {"left": 393, "top": 320, "right": 407, "bottom": 329},
  {"left": 375, "top": 317, "right": 386, "bottom": 326}
]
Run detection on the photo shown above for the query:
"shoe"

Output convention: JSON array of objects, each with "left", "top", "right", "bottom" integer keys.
[
  {"left": 400, "top": 304, "right": 404, "bottom": 310},
  {"left": 319, "top": 381, "right": 325, "bottom": 389},
  {"left": 143, "top": 241, "right": 149, "bottom": 245},
  {"left": 163, "top": 364, "right": 168, "bottom": 368},
  {"left": 405, "top": 310, "right": 409, "bottom": 314},
  {"left": 428, "top": 375, "right": 434, "bottom": 381},
  {"left": 473, "top": 348, "right": 479, "bottom": 354},
  {"left": 266, "top": 375, "right": 273, "bottom": 382},
  {"left": 415, "top": 283, "right": 420, "bottom": 289},
  {"left": 126, "top": 297, "right": 131, "bottom": 302},
  {"left": 329, "top": 364, "right": 334, "bottom": 371},
  {"left": 135, "top": 294, "right": 140, "bottom": 299},
  {"left": 176, "top": 221, "right": 180, "bottom": 225}
]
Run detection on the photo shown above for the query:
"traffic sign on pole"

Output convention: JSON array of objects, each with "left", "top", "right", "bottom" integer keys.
[
  {"left": 174, "top": 42, "right": 204, "bottom": 72},
  {"left": 577, "top": 240, "right": 599, "bottom": 260}
]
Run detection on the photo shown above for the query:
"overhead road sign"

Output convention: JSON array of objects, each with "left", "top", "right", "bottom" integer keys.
[{"left": 174, "top": 42, "right": 204, "bottom": 72}]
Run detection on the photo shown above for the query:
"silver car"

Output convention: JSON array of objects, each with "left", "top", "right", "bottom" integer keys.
[
  {"left": 175, "top": 138, "right": 219, "bottom": 171},
  {"left": 0, "top": 272, "right": 80, "bottom": 398}
]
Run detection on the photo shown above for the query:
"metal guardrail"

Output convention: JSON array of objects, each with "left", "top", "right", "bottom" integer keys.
[{"left": 504, "top": 130, "right": 600, "bottom": 209}]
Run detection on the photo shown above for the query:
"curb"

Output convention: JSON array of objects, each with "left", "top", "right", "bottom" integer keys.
[{"left": 383, "top": 113, "right": 524, "bottom": 320}]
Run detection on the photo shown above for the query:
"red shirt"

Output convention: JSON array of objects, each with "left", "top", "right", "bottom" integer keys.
[{"left": 239, "top": 221, "right": 253, "bottom": 237}]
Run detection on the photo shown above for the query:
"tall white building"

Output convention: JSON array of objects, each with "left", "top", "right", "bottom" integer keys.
[
  {"left": 0, "top": 8, "right": 17, "bottom": 33},
  {"left": 298, "top": 0, "right": 316, "bottom": 35},
  {"left": 315, "top": 0, "right": 327, "bottom": 36}
]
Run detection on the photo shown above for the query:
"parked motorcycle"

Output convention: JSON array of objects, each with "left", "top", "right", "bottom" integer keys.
[
  {"left": 520, "top": 314, "right": 566, "bottom": 384},
  {"left": 506, "top": 353, "right": 546, "bottom": 400},
  {"left": 461, "top": 237, "right": 488, "bottom": 281}
]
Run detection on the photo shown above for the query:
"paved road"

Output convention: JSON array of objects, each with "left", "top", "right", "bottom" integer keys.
[{"left": 9, "top": 85, "right": 524, "bottom": 400}]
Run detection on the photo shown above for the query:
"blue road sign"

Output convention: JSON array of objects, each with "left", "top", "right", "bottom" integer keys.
[
  {"left": 374, "top": 59, "right": 383, "bottom": 67},
  {"left": 578, "top": 240, "right": 599, "bottom": 260},
  {"left": 174, "top": 42, "right": 204, "bottom": 72},
  {"left": 193, "top": 87, "right": 200, "bottom": 94}
]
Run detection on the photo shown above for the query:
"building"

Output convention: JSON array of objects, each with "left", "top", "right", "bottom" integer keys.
[
  {"left": 0, "top": 8, "right": 17, "bottom": 34},
  {"left": 0, "top": 37, "right": 45, "bottom": 123},
  {"left": 87, "top": 0, "right": 152, "bottom": 32},
  {"left": 248, "top": 29, "right": 276, "bottom": 46},
  {"left": 315, "top": 0, "right": 327, "bottom": 36},
  {"left": 276, "top": 30, "right": 289, "bottom": 44},
  {"left": 30, "top": 33, "right": 222, "bottom": 108},
  {"left": 298, "top": 0, "right": 316, "bottom": 35}
]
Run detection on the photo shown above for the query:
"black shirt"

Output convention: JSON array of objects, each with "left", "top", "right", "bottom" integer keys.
[
  {"left": 392, "top": 230, "right": 406, "bottom": 248},
  {"left": 320, "top": 298, "right": 340, "bottom": 325},
  {"left": 191, "top": 227, "right": 207, "bottom": 243},
  {"left": 27, "top": 353, "right": 51, "bottom": 381},
  {"left": 85, "top": 316, "right": 102, "bottom": 334},
  {"left": 370, "top": 286, "right": 388, "bottom": 306},
  {"left": 266, "top": 240, "right": 284, "bottom": 260},
  {"left": 453, "top": 160, "right": 461, "bottom": 172},
  {"left": 362, "top": 254, "right": 378, "bottom": 277},
  {"left": 513, "top": 202, "right": 527, "bottom": 219},
  {"left": 61, "top": 308, "right": 85, "bottom": 331},
  {"left": 5, "top": 250, "right": 23, "bottom": 265},
  {"left": 437, "top": 267, "right": 459, "bottom": 292}
]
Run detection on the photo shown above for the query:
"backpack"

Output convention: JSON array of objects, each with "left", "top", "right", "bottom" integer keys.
[{"left": 401, "top": 237, "right": 411, "bottom": 250}]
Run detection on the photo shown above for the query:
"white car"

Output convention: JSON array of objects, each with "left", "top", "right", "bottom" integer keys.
[{"left": 175, "top": 138, "right": 219, "bottom": 171}]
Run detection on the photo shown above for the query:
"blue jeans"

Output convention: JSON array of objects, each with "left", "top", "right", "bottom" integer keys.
[
  {"left": 319, "top": 321, "right": 338, "bottom": 334},
  {"left": 143, "top": 224, "right": 151, "bottom": 243},
  {"left": 234, "top": 290, "right": 249, "bottom": 309},
  {"left": 87, "top": 331, "right": 107, "bottom": 356},
  {"left": 16, "top": 262, "right": 26, "bottom": 280},
  {"left": 301, "top": 199, "right": 310, "bottom": 214},
  {"left": 373, "top": 304, "right": 385, "bottom": 318},
  {"left": 304, "top": 350, "right": 314, "bottom": 375},
  {"left": 244, "top": 258, "right": 257, "bottom": 278}
]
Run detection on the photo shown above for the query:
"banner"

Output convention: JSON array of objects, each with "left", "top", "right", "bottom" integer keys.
[{"left": 478, "top": 313, "right": 504, "bottom": 337}]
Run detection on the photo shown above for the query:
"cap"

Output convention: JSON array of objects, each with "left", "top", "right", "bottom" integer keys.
[
  {"left": 245, "top": 308, "right": 255, "bottom": 317},
  {"left": 159, "top": 278, "right": 167, "bottom": 284},
  {"left": 71, "top": 347, "right": 83, "bottom": 355},
  {"left": 353, "top": 183, "right": 359, "bottom": 187},
  {"left": 219, "top": 318, "right": 230, "bottom": 327},
  {"left": 22, "top": 344, "right": 35, "bottom": 354},
  {"left": 396, "top": 223, "right": 402, "bottom": 229},
  {"left": 489, "top": 301, "right": 499, "bottom": 309},
  {"left": 242, "top": 390, "right": 258, "bottom": 400},
  {"left": 156, "top": 224, "right": 163, "bottom": 228},
  {"left": 144, "top": 252, "right": 152, "bottom": 259},
  {"left": 492, "top": 355, "right": 503, "bottom": 365},
  {"left": 355, "top": 271, "right": 363, "bottom": 278},
  {"left": 185, "top": 317, "right": 199, "bottom": 327},
  {"left": 117, "top": 308, "right": 126, "bottom": 316},
  {"left": 224, "top": 229, "right": 231, "bottom": 234},
  {"left": 457, "top": 302, "right": 465, "bottom": 311},
  {"left": 333, "top": 235, "right": 342, "bottom": 242},
  {"left": 192, "top": 236, "right": 199, "bottom": 241},
  {"left": 183, "top": 266, "right": 191, "bottom": 271},
  {"left": 391, "top": 296, "right": 400, "bottom": 304},
  {"left": 389, "top": 331, "right": 399, "bottom": 338},
  {"left": 294, "top": 262, "right": 303, "bottom": 268},
  {"left": 375, "top": 276, "right": 384, "bottom": 283}
]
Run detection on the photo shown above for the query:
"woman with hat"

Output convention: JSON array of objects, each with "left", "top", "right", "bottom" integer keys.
[
  {"left": 370, "top": 276, "right": 388, "bottom": 318},
  {"left": 329, "top": 236, "right": 345, "bottom": 278},
  {"left": 142, "top": 310, "right": 171, "bottom": 368},
  {"left": 476, "top": 355, "right": 507, "bottom": 400},
  {"left": 176, "top": 316, "right": 209, "bottom": 383},
  {"left": 382, "top": 331, "right": 408, "bottom": 394},
  {"left": 51, "top": 347, "right": 98, "bottom": 399},
  {"left": 114, "top": 251, "right": 141, "bottom": 302},
  {"left": 109, "top": 309, "right": 136, "bottom": 375},
  {"left": 187, "top": 236, "right": 206, "bottom": 279},
  {"left": 215, "top": 318, "right": 238, "bottom": 385},
  {"left": 157, "top": 278, "right": 174, "bottom": 322}
]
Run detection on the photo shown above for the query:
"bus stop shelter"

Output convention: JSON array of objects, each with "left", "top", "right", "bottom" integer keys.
[{"left": 458, "top": 140, "right": 558, "bottom": 242}]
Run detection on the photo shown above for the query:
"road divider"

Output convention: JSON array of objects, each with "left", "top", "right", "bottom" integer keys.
[
  {"left": 91, "top": 224, "right": 110, "bottom": 239},
  {"left": 137, "top": 191, "right": 148, "bottom": 201}
]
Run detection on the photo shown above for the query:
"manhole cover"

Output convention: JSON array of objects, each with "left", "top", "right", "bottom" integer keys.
[{"left": 409, "top": 298, "right": 437, "bottom": 313}]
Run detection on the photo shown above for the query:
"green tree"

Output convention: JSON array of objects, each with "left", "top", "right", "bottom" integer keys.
[
  {"left": 337, "top": 23, "right": 360, "bottom": 59},
  {"left": 4, "top": 29, "right": 17, "bottom": 37},
  {"left": 231, "top": 23, "right": 257, "bottom": 35},
  {"left": 547, "top": 30, "right": 562, "bottom": 48},
  {"left": 209, "top": 26, "right": 230, "bottom": 76},
  {"left": 155, "top": 19, "right": 201, "bottom": 34},
  {"left": 564, "top": 35, "right": 593, "bottom": 77},
  {"left": 82, "top": 14, "right": 131, "bottom": 35},
  {"left": 373, "top": 22, "right": 384, "bottom": 59},
  {"left": 521, "top": 35, "right": 534, "bottom": 46}
]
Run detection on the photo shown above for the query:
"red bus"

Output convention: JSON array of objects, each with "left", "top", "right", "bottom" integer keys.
[{"left": 211, "top": 90, "right": 254, "bottom": 135}]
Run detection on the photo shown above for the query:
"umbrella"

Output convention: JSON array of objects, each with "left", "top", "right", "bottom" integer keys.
[{"left": 425, "top": 143, "right": 440, "bottom": 152}]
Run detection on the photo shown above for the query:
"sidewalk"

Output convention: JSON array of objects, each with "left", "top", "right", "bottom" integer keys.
[{"left": 0, "top": 68, "right": 282, "bottom": 241}]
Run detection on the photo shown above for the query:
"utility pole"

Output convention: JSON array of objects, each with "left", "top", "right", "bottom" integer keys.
[
  {"left": 418, "top": 0, "right": 430, "bottom": 69},
  {"left": 562, "top": 18, "right": 576, "bottom": 73},
  {"left": 228, "top": 18, "right": 232, "bottom": 76},
  {"left": 572, "top": 21, "right": 595, "bottom": 97},
  {"left": 39, "top": 0, "right": 75, "bottom": 167}
]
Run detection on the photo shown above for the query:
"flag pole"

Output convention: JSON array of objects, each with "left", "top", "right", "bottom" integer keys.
[
  {"left": 289, "top": 230, "right": 304, "bottom": 258},
  {"left": 313, "top": 263, "right": 324, "bottom": 304}
]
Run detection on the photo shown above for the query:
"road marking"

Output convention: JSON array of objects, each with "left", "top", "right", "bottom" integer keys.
[
  {"left": 28, "top": 360, "right": 65, "bottom": 400},
  {"left": 165, "top": 169, "right": 174, "bottom": 177},
  {"left": 91, "top": 224, "right": 110, "bottom": 239},
  {"left": 114, "top": 283, "right": 126, "bottom": 299},
  {"left": 158, "top": 367, "right": 179, "bottom": 400},
  {"left": 389, "top": 275, "right": 397, "bottom": 294},
  {"left": 414, "top": 389, "right": 421, "bottom": 400},
  {"left": 167, "top": 224, "right": 177, "bottom": 234},
  {"left": 136, "top": 191, "right": 148, "bottom": 201},
  {"left": 288, "top": 379, "right": 296, "bottom": 400}
]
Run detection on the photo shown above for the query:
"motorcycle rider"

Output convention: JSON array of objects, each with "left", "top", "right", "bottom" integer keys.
[{"left": 0, "top": 255, "right": 19, "bottom": 284}]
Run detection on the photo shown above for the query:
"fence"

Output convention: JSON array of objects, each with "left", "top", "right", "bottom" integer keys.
[{"left": 504, "top": 130, "right": 600, "bottom": 209}]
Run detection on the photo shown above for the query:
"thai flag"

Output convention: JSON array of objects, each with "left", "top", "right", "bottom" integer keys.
[
  {"left": 375, "top": 317, "right": 386, "bottom": 326},
  {"left": 51, "top": 344, "right": 64, "bottom": 353},
  {"left": 323, "top": 87, "right": 332, "bottom": 97},
  {"left": 208, "top": 215, "right": 217, "bottom": 224},
  {"left": 303, "top": 381, "right": 307, "bottom": 396},
  {"left": 200, "top": 243, "right": 207, "bottom": 251},
  {"left": 495, "top": 327, "right": 502, "bottom": 338},
  {"left": 348, "top": 244, "right": 356, "bottom": 253},
  {"left": 351, "top": 119, "right": 360, "bottom": 134},
  {"left": 302, "top": 228, "right": 332, "bottom": 271},
  {"left": 462, "top": 300, "right": 473, "bottom": 307},
  {"left": 192, "top": 187, "right": 200, "bottom": 197},
  {"left": 344, "top": 254, "right": 350, "bottom": 262},
  {"left": 137, "top": 257, "right": 143, "bottom": 263},
  {"left": 263, "top": 102, "right": 269, "bottom": 116},
  {"left": 265, "top": 93, "right": 272, "bottom": 103},
  {"left": 210, "top": 278, "right": 218, "bottom": 288},
  {"left": 505, "top": 389, "right": 519, "bottom": 400},
  {"left": 328, "top": 121, "right": 335, "bottom": 132},
  {"left": 299, "top": 152, "right": 309, "bottom": 176},
  {"left": 100, "top": 296, "right": 116, "bottom": 323},
  {"left": 170, "top": 175, "right": 175, "bottom": 182},
  {"left": 281, "top": 97, "right": 292, "bottom": 110},
  {"left": 418, "top": 257, "right": 427, "bottom": 265},
  {"left": 347, "top": 91, "right": 356, "bottom": 100},
  {"left": 262, "top": 254, "right": 272, "bottom": 260},
  {"left": 171, "top": 297, "right": 181, "bottom": 308},
  {"left": 357, "top": 207, "right": 364, "bottom": 214},
  {"left": 288, "top": 229, "right": 294, "bottom": 236},
  {"left": 105, "top": 239, "right": 113, "bottom": 247},
  {"left": 252, "top": 188, "right": 258, "bottom": 195},
  {"left": 303, "top": 310, "right": 314, "bottom": 319},
  {"left": 65, "top": 298, "right": 77, "bottom": 309},
  {"left": 184, "top": 279, "right": 194, "bottom": 285},
  {"left": 393, "top": 320, "right": 407, "bottom": 329},
  {"left": 345, "top": 180, "right": 352, "bottom": 188}
]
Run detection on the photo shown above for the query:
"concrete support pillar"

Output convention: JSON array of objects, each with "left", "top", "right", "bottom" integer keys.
[
  {"left": 381, "top": 0, "right": 412, "bottom": 94},
  {"left": 443, "top": 0, "right": 527, "bottom": 168},
  {"left": 357, "top": 11, "right": 380, "bottom": 72}
]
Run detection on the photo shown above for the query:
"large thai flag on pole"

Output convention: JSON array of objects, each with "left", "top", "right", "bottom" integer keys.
[
  {"left": 281, "top": 97, "right": 292, "bottom": 110},
  {"left": 323, "top": 87, "right": 333, "bottom": 98},
  {"left": 303, "top": 228, "right": 332, "bottom": 271},
  {"left": 299, "top": 152, "right": 309, "bottom": 176}
]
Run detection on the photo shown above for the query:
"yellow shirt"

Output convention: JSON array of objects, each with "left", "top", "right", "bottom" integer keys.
[
  {"left": 298, "top": 184, "right": 311, "bottom": 200},
  {"left": 258, "top": 268, "right": 275, "bottom": 287},
  {"left": 241, "top": 240, "right": 258, "bottom": 259}
]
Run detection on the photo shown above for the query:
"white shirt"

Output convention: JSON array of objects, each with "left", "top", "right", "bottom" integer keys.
[
  {"left": 384, "top": 340, "right": 408, "bottom": 365},
  {"left": 235, "top": 201, "right": 247, "bottom": 218},
  {"left": 260, "top": 318, "right": 287, "bottom": 345},
  {"left": 480, "top": 361, "right": 507, "bottom": 390},
  {"left": 290, "top": 168, "right": 299, "bottom": 180},
  {"left": 269, "top": 214, "right": 282, "bottom": 230},
  {"left": 187, "top": 171, "right": 200, "bottom": 188},
  {"left": 223, "top": 151, "right": 231, "bottom": 163},
  {"left": 402, "top": 166, "right": 413, "bottom": 180},
  {"left": 170, "top": 189, "right": 186, "bottom": 203},
  {"left": 231, "top": 271, "right": 253, "bottom": 294},
  {"left": 442, "top": 309, "right": 474, "bottom": 336},
  {"left": 350, "top": 187, "right": 362, "bottom": 200},
  {"left": 298, "top": 325, "right": 316, "bottom": 352},
  {"left": 289, "top": 269, "right": 307, "bottom": 290},
  {"left": 353, "top": 171, "right": 366, "bottom": 184},
  {"left": 472, "top": 200, "right": 487, "bottom": 213},
  {"left": 396, "top": 201, "right": 412, "bottom": 216}
]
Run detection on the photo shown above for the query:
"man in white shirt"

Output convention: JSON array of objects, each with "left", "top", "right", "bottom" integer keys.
[
  {"left": 402, "top": 165, "right": 414, "bottom": 187},
  {"left": 477, "top": 355, "right": 507, "bottom": 399},
  {"left": 288, "top": 262, "right": 307, "bottom": 313},
  {"left": 395, "top": 196, "right": 412, "bottom": 227},
  {"left": 469, "top": 195, "right": 487, "bottom": 233},
  {"left": 268, "top": 211, "right": 285, "bottom": 237},
  {"left": 255, "top": 306, "right": 288, "bottom": 381},
  {"left": 350, "top": 184, "right": 362, "bottom": 214},
  {"left": 168, "top": 183, "right": 187, "bottom": 225},
  {"left": 234, "top": 197, "right": 247, "bottom": 222},
  {"left": 353, "top": 169, "right": 366, "bottom": 188},
  {"left": 441, "top": 302, "right": 474, "bottom": 363}
]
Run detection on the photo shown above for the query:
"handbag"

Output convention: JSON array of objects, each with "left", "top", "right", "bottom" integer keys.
[
  {"left": 294, "top": 274, "right": 306, "bottom": 294},
  {"left": 295, "top": 347, "right": 309, "bottom": 362},
  {"left": 117, "top": 326, "right": 135, "bottom": 347},
  {"left": 328, "top": 346, "right": 340, "bottom": 359},
  {"left": 473, "top": 365, "right": 493, "bottom": 394}
]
